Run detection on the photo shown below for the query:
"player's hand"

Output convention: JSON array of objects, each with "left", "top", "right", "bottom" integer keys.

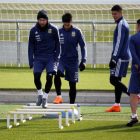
[
  {"left": 135, "top": 64, "right": 138, "bottom": 69},
  {"left": 30, "top": 66, "right": 33, "bottom": 69},
  {"left": 29, "top": 63, "right": 33, "bottom": 69},
  {"left": 109, "top": 59, "right": 117, "bottom": 69},
  {"left": 135, "top": 64, "right": 140, "bottom": 73},
  {"left": 55, "top": 62, "right": 59, "bottom": 67},
  {"left": 79, "top": 62, "right": 86, "bottom": 71}
]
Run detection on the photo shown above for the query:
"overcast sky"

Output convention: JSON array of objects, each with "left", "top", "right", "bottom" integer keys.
[{"left": 1, "top": 0, "right": 140, "bottom": 4}]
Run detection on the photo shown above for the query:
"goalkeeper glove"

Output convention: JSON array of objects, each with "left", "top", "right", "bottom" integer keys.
[
  {"left": 109, "top": 59, "right": 117, "bottom": 69},
  {"left": 79, "top": 62, "right": 86, "bottom": 71}
]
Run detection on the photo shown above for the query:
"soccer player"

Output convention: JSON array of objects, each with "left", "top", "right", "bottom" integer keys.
[
  {"left": 53, "top": 13, "right": 87, "bottom": 104},
  {"left": 28, "top": 10, "right": 60, "bottom": 108},
  {"left": 105, "top": 5, "right": 130, "bottom": 112},
  {"left": 126, "top": 19, "right": 140, "bottom": 126}
]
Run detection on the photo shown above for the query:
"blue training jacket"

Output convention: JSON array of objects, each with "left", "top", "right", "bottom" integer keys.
[
  {"left": 28, "top": 22, "right": 60, "bottom": 68},
  {"left": 112, "top": 16, "right": 130, "bottom": 61},
  {"left": 129, "top": 31, "right": 140, "bottom": 73},
  {"left": 59, "top": 25, "right": 87, "bottom": 63}
]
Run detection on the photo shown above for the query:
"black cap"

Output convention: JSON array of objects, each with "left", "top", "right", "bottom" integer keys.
[{"left": 37, "top": 10, "right": 48, "bottom": 20}]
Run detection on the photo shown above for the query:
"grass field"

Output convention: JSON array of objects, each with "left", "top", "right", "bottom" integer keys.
[
  {"left": 0, "top": 105, "right": 140, "bottom": 140},
  {"left": 0, "top": 67, "right": 131, "bottom": 90},
  {"left": 0, "top": 3, "right": 139, "bottom": 139}
]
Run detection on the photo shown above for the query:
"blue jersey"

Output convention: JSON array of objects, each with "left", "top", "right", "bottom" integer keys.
[
  {"left": 28, "top": 22, "right": 60, "bottom": 68},
  {"left": 59, "top": 25, "right": 87, "bottom": 63},
  {"left": 129, "top": 31, "right": 140, "bottom": 73},
  {"left": 112, "top": 16, "right": 130, "bottom": 61}
]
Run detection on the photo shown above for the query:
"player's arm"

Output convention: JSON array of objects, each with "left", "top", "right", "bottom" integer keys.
[
  {"left": 53, "top": 27, "right": 60, "bottom": 66},
  {"left": 109, "top": 22, "right": 126, "bottom": 69},
  {"left": 129, "top": 36, "right": 140, "bottom": 70},
  {"left": 28, "top": 30, "right": 35, "bottom": 69},
  {"left": 78, "top": 29, "right": 87, "bottom": 71},
  {"left": 112, "top": 22, "right": 126, "bottom": 60}
]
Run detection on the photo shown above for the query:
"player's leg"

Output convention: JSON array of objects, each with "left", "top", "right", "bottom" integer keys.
[
  {"left": 126, "top": 73, "right": 139, "bottom": 126},
  {"left": 114, "top": 78, "right": 123, "bottom": 104},
  {"left": 65, "top": 60, "right": 79, "bottom": 104},
  {"left": 117, "top": 60, "right": 130, "bottom": 96},
  {"left": 45, "top": 73, "right": 54, "bottom": 93},
  {"left": 42, "top": 59, "right": 57, "bottom": 108},
  {"left": 116, "top": 77, "right": 130, "bottom": 96},
  {"left": 53, "top": 59, "right": 65, "bottom": 104},
  {"left": 54, "top": 71, "right": 61, "bottom": 96},
  {"left": 53, "top": 70, "right": 64, "bottom": 104},
  {"left": 130, "top": 94, "right": 138, "bottom": 115},
  {"left": 34, "top": 72, "right": 43, "bottom": 105},
  {"left": 33, "top": 60, "right": 45, "bottom": 106},
  {"left": 126, "top": 94, "right": 138, "bottom": 127},
  {"left": 111, "top": 59, "right": 130, "bottom": 94},
  {"left": 34, "top": 72, "right": 42, "bottom": 90},
  {"left": 111, "top": 76, "right": 129, "bottom": 102},
  {"left": 69, "top": 81, "right": 76, "bottom": 104},
  {"left": 105, "top": 76, "right": 128, "bottom": 112},
  {"left": 42, "top": 72, "right": 53, "bottom": 108},
  {"left": 105, "top": 59, "right": 129, "bottom": 112}
]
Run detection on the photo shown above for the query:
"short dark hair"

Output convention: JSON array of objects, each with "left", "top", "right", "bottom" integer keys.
[
  {"left": 62, "top": 13, "right": 72, "bottom": 22},
  {"left": 137, "top": 19, "right": 140, "bottom": 25},
  {"left": 111, "top": 5, "right": 122, "bottom": 12}
]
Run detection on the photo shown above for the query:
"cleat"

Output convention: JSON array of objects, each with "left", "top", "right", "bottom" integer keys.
[
  {"left": 137, "top": 95, "right": 140, "bottom": 102},
  {"left": 36, "top": 95, "right": 43, "bottom": 106},
  {"left": 53, "top": 96, "right": 63, "bottom": 104},
  {"left": 42, "top": 98, "right": 48, "bottom": 108},
  {"left": 105, "top": 105, "right": 120, "bottom": 112},
  {"left": 126, "top": 117, "right": 138, "bottom": 127}
]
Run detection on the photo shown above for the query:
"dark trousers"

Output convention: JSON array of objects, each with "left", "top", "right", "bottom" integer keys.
[
  {"left": 110, "top": 76, "right": 130, "bottom": 103},
  {"left": 34, "top": 72, "right": 53, "bottom": 93},
  {"left": 54, "top": 75, "right": 76, "bottom": 104}
]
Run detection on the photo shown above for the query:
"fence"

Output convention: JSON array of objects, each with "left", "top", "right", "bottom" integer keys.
[{"left": 0, "top": 20, "right": 136, "bottom": 67}]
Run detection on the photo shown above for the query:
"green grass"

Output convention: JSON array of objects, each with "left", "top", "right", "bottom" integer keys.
[
  {"left": 0, "top": 105, "right": 140, "bottom": 140},
  {"left": 0, "top": 67, "right": 131, "bottom": 90}
]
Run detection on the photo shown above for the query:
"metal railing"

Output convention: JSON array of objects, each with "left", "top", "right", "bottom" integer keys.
[{"left": 0, "top": 20, "right": 137, "bottom": 67}]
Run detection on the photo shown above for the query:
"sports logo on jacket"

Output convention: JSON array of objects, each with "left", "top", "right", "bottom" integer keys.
[
  {"left": 60, "top": 33, "right": 64, "bottom": 44},
  {"left": 60, "top": 33, "right": 63, "bottom": 36},
  {"left": 48, "top": 29, "right": 52, "bottom": 33},
  {"left": 72, "top": 31, "right": 75, "bottom": 37},
  {"left": 35, "top": 35, "right": 41, "bottom": 41}
]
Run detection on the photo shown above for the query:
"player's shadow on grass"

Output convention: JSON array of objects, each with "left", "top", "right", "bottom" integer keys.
[
  {"left": 40, "top": 123, "right": 140, "bottom": 134},
  {"left": 0, "top": 119, "right": 11, "bottom": 130},
  {"left": 109, "top": 124, "right": 140, "bottom": 132}
]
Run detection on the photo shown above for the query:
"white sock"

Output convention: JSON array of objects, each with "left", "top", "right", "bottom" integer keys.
[
  {"left": 132, "top": 114, "right": 137, "bottom": 118},
  {"left": 38, "top": 89, "right": 43, "bottom": 96},
  {"left": 114, "top": 103, "right": 120, "bottom": 106},
  {"left": 58, "top": 95, "right": 62, "bottom": 98},
  {"left": 43, "top": 93, "right": 48, "bottom": 99}
]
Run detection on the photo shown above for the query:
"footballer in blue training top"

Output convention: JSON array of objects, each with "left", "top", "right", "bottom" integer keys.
[
  {"left": 28, "top": 10, "right": 60, "bottom": 108},
  {"left": 53, "top": 13, "right": 87, "bottom": 104},
  {"left": 105, "top": 5, "right": 130, "bottom": 112},
  {"left": 126, "top": 19, "right": 140, "bottom": 127}
]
